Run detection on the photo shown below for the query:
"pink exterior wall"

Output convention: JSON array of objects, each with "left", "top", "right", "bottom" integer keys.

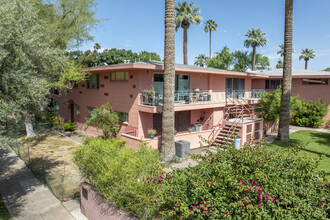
[
  {"left": 80, "top": 182, "right": 137, "bottom": 220},
  {"left": 52, "top": 64, "right": 265, "bottom": 150}
]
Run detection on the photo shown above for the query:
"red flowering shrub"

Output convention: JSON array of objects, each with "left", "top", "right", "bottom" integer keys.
[{"left": 146, "top": 140, "right": 329, "bottom": 219}]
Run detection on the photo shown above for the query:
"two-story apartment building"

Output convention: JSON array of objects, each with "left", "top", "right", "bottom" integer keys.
[
  {"left": 51, "top": 61, "right": 268, "bottom": 150},
  {"left": 250, "top": 68, "right": 330, "bottom": 128}
]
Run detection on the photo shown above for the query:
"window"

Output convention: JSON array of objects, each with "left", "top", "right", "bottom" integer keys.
[
  {"left": 54, "top": 102, "right": 59, "bottom": 115},
  {"left": 117, "top": 112, "right": 129, "bottom": 122},
  {"left": 76, "top": 105, "right": 80, "bottom": 118},
  {"left": 302, "top": 78, "right": 328, "bottom": 85},
  {"left": 87, "top": 107, "right": 95, "bottom": 119},
  {"left": 111, "top": 72, "right": 129, "bottom": 81},
  {"left": 87, "top": 74, "right": 99, "bottom": 89},
  {"left": 265, "top": 79, "right": 281, "bottom": 89}
]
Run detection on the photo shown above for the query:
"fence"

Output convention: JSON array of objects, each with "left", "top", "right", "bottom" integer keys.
[{"left": 6, "top": 121, "right": 80, "bottom": 201}]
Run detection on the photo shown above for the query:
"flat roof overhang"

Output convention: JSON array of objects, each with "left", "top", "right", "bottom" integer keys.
[{"left": 84, "top": 63, "right": 269, "bottom": 78}]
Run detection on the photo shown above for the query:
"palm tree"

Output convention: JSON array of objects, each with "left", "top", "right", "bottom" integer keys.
[
  {"left": 162, "top": 0, "right": 175, "bottom": 162},
  {"left": 204, "top": 19, "right": 218, "bottom": 58},
  {"left": 299, "top": 48, "right": 315, "bottom": 69},
  {"left": 244, "top": 28, "right": 267, "bottom": 71},
  {"left": 194, "top": 54, "right": 209, "bottom": 67},
  {"left": 175, "top": 1, "right": 202, "bottom": 65},
  {"left": 278, "top": 0, "right": 293, "bottom": 142},
  {"left": 277, "top": 44, "right": 294, "bottom": 57}
]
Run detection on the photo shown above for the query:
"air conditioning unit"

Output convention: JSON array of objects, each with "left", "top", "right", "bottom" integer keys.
[{"left": 175, "top": 140, "right": 190, "bottom": 158}]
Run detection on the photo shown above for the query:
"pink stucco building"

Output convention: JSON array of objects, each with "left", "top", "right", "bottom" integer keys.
[
  {"left": 51, "top": 61, "right": 270, "bottom": 150},
  {"left": 250, "top": 68, "right": 330, "bottom": 128}
]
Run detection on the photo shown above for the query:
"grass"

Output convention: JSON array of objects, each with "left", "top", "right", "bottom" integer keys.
[
  {"left": 267, "top": 130, "right": 330, "bottom": 180},
  {"left": 0, "top": 193, "right": 10, "bottom": 220},
  {"left": 16, "top": 131, "right": 83, "bottom": 200}
]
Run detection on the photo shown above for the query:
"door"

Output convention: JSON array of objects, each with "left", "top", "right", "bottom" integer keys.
[
  {"left": 70, "top": 104, "right": 74, "bottom": 123},
  {"left": 175, "top": 111, "right": 191, "bottom": 132}
]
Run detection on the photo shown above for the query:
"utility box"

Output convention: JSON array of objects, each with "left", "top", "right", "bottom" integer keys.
[
  {"left": 175, "top": 140, "right": 190, "bottom": 158},
  {"left": 235, "top": 136, "right": 241, "bottom": 149},
  {"left": 195, "top": 124, "right": 202, "bottom": 132}
]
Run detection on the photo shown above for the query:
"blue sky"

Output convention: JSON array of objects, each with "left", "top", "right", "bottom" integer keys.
[{"left": 80, "top": 0, "right": 330, "bottom": 70}]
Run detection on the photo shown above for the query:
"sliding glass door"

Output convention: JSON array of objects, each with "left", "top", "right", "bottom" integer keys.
[{"left": 226, "top": 78, "right": 245, "bottom": 98}]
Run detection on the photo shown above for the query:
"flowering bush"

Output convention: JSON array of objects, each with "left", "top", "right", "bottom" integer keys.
[{"left": 146, "top": 140, "right": 329, "bottom": 219}]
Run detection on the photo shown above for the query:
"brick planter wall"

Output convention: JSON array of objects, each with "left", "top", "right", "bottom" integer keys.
[{"left": 80, "top": 182, "right": 138, "bottom": 220}]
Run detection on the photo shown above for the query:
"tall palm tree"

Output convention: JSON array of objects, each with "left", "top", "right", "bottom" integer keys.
[
  {"left": 204, "top": 19, "right": 218, "bottom": 58},
  {"left": 162, "top": 0, "right": 175, "bottom": 162},
  {"left": 277, "top": 44, "right": 294, "bottom": 57},
  {"left": 278, "top": 0, "right": 293, "bottom": 142},
  {"left": 175, "top": 1, "right": 202, "bottom": 65},
  {"left": 244, "top": 28, "right": 267, "bottom": 71},
  {"left": 299, "top": 48, "right": 315, "bottom": 69},
  {"left": 194, "top": 54, "right": 209, "bottom": 67}
]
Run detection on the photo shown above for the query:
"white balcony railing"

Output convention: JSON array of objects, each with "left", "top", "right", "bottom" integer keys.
[{"left": 140, "top": 89, "right": 265, "bottom": 106}]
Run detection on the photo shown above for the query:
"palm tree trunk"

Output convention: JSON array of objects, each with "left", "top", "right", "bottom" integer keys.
[
  {"left": 305, "top": 60, "right": 308, "bottom": 69},
  {"left": 209, "top": 30, "right": 212, "bottom": 58},
  {"left": 252, "top": 46, "right": 256, "bottom": 70},
  {"left": 162, "top": 0, "right": 175, "bottom": 162},
  {"left": 278, "top": 0, "right": 293, "bottom": 142},
  {"left": 183, "top": 27, "right": 188, "bottom": 65}
]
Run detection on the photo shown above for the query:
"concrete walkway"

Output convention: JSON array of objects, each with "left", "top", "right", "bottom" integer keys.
[{"left": 0, "top": 145, "right": 85, "bottom": 220}]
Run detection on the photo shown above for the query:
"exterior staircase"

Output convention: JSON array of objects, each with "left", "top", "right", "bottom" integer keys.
[
  {"left": 214, "top": 123, "right": 242, "bottom": 145},
  {"left": 210, "top": 90, "right": 261, "bottom": 146}
]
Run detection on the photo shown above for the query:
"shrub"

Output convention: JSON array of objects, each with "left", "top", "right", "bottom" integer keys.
[
  {"left": 84, "top": 103, "right": 119, "bottom": 139},
  {"left": 145, "top": 140, "right": 329, "bottom": 219},
  {"left": 148, "top": 129, "right": 157, "bottom": 136},
  {"left": 73, "top": 137, "right": 162, "bottom": 219},
  {"left": 41, "top": 110, "right": 63, "bottom": 130},
  {"left": 256, "top": 88, "right": 299, "bottom": 123},
  {"left": 63, "top": 122, "right": 76, "bottom": 131},
  {"left": 292, "top": 99, "right": 328, "bottom": 128}
]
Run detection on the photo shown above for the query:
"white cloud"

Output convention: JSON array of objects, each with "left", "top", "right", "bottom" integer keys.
[{"left": 223, "top": 30, "right": 228, "bottom": 33}]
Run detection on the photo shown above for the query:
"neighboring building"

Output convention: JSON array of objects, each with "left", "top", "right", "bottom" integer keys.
[
  {"left": 250, "top": 68, "right": 330, "bottom": 128},
  {"left": 51, "top": 61, "right": 268, "bottom": 150}
]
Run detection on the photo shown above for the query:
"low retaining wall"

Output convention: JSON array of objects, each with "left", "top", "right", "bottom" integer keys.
[{"left": 80, "top": 182, "right": 137, "bottom": 220}]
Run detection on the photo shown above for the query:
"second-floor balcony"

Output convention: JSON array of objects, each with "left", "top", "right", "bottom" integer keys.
[{"left": 140, "top": 89, "right": 265, "bottom": 106}]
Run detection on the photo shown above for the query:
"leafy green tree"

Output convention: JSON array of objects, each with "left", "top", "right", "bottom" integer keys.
[
  {"left": 256, "top": 88, "right": 299, "bottom": 124},
  {"left": 95, "top": 48, "right": 137, "bottom": 65},
  {"left": 0, "top": 0, "right": 86, "bottom": 138},
  {"left": 194, "top": 54, "right": 209, "bottom": 67},
  {"left": 33, "top": 0, "right": 99, "bottom": 49},
  {"left": 299, "top": 48, "right": 316, "bottom": 69},
  {"left": 175, "top": 1, "right": 202, "bottom": 65},
  {"left": 232, "top": 50, "right": 250, "bottom": 71},
  {"left": 84, "top": 103, "right": 120, "bottom": 139},
  {"left": 137, "top": 51, "right": 161, "bottom": 62},
  {"left": 254, "top": 53, "right": 270, "bottom": 70},
  {"left": 66, "top": 43, "right": 101, "bottom": 67},
  {"left": 276, "top": 59, "right": 284, "bottom": 68},
  {"left": 324, "top": 67, "right": 330, "bottom": 71},
  {"left": 244, "top": 28, "right": 268, "bottom": 71},
  {"left": 204, "top": 19, "right": 218, "bottom": 58},
  {"left": 207, "top": 46, "right": 233, "bottom": 70}
]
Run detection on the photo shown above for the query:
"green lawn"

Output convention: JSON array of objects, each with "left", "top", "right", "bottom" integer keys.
[
  {"left": 0, "top": 193, "right": 10, "bottom": 220},
  {"left": 267, "top": 130, "right": 330, "bottom": 181}
]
